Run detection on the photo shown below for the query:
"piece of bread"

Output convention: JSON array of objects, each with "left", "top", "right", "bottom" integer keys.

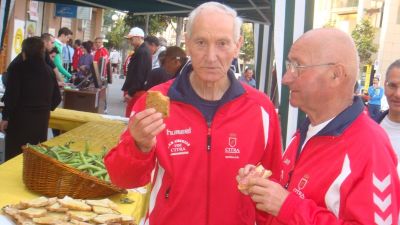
[
  {"left": 92, "top": 214, "right": 122, "bottom": 224},
  {"left": 120, "top": 214, "right": 136, "bottom": 225},
  {"left": 92, "top": 206, "right": 120, "bottom": 215},
  {"left": 85, "top": 199, "right": 119, "bottom": 211},
  {"left": 20, "top": 196, "right": 50, "bottom": 208},
  {"left": 70, "top": 219, "right": 92, "bottom": 225},
  {"left": 13, "top": 213, "right": 35, "bottom": 225},
  {"left": 146, "top": 91, "right": 170, "bottom": 118},
  {"left": 33, "top": 216, "right": 66, "bottom": 224},
  {"left": 237, "top": 164, "right": 272, "bottom": 191},
  {"left": 46, "top": 202, "right": 69, "bottom": 212},
  {"left": 58, "top": 196, "right": 91, "bottom": 211},
  {"left": 2, "top": 205, "right": 19, "bottom": 217},
  {"left": 67, "top": 210, "right": 97, "bottom": 222},
  {"left": 18, "top": 207, "right": 47, "bottom": 218}
]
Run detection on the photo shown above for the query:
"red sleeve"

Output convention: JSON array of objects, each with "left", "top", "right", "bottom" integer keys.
[
  {"left": 257, "top": 100, "right": 283, "bottom": 224},
  {"left": 104, "top": 96, "right": 156, "bottom": 189},
  {"left": 275, "top": 146, "right": 400, "bottom": 224}
]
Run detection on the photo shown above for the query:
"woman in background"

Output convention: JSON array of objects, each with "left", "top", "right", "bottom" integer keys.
[{"left": 0, "top": 37, "right": 61, "bottom": 161}]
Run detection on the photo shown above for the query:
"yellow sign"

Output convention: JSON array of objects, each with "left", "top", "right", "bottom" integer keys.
[
  {"left": 364, "top": 64, "right": 372, "bottom": 93},
  {"left": 14, "top": 28, "right": 23, "bottom": 54}
]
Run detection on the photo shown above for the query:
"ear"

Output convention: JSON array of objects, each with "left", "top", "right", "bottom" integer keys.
[
  {"left": 331, "top": 63, "right": 346, "bottom": 86},
  {"left": 234, "top": 36, "right": 243, "bottom": 57},
  {"left": 184, "top": 33, "right": 191, "bottom": 57}
]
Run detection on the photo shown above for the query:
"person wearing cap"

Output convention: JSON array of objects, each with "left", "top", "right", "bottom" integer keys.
[{"left": 121, "top": 27, "right": 152, "bottom": 117}]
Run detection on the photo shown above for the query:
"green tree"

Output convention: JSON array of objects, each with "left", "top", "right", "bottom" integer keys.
[
  {"left": 105, "top": 17, "right": 128, "bottom": 49},
  {"left": 241, "top": 23, "right": 254, "bottom": 67},
  {"left": 351, "top": 18, "right": 377, "bottom": 66},
  {"left": 124, "top": 13, "right": 172, "bottom": 35}
]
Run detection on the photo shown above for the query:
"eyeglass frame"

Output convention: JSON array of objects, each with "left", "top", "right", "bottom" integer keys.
[{"left": 285, "top": 60, "right": 336, "bottom": 76}]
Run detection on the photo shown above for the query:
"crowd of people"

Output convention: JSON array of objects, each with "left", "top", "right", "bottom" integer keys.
[{"left": 0, "top": 1, "right": 399, "bottom": 225}]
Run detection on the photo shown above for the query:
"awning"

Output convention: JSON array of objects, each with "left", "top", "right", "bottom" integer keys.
[{"left": 38, "top": 0, "right": 273, "bottom": 25}]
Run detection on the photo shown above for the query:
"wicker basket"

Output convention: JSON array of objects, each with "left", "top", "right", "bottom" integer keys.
[{"left": 22, "top": 146, "right": 126, "bottom": 199}]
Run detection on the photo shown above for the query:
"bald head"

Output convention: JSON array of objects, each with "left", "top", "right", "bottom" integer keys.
[{"left": 297, "top": 28, "right": 359, "bottom": 89}]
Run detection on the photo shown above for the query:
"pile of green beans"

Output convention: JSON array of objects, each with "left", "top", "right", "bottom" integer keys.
[{"left": 27, "top": 143, "right": 110, "bottom": 182}]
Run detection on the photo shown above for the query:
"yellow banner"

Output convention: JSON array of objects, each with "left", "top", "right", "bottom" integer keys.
[{"left": 364, "top": 65, "right": 372, "bottom": 93}]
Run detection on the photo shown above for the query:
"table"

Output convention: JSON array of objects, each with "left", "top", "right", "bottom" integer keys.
[
  {"left": 0, "top": 156, "right": 150, "bottom": 222},
  {"left": 49, "top": 108, "right": 127, "bottom": 132},
  {"left": 63, "top": 87, "right": 106, "bottom": 113},
  {"left": 0, "top": 121, "right": 150, "bottom": 222}
]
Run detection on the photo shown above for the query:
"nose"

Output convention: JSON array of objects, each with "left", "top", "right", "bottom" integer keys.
[
  {"left": 205, "top": 45, "right": 217, "bottom": 62},
  {"left": 282, "top": 70, "right": 295, "bottom": 86}
]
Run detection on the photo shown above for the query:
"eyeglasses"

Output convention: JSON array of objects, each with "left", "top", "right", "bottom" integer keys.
[{"left": 285, "top": 60, "right": 336, "bottom": 77}]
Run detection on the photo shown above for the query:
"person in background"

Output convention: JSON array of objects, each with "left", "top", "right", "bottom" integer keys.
[
  {"left": 144, "top": 36, "right": 161, "bottom": 69},
  {"left": 93, "top": 37, "right": 109, "bottom": 78},
  {"left": 48, "top": 47, "right": 58, "bottom": 61},
  {"left": 40, "top": 33, "right": 64, "bottom": 86},
  {"left": 109, "top": 47, "right": 121, "bottom": 74},
  {"left": 377, "top": 59, "right": 400, "bottom": 160},
  {"left": 54, "top": 27, "right": 73, "bottom": 82},
  {"left": 72, "top": 39, "right": 83, "bottom": 72},
  {"left": 74, "top": 41, "right": 94, "bottom": 84},
  {"left": 239, "top": 68, "right": 256, "bottom": 88},
  {"left": 153, "top": 37, "right": 167, "bottom": 69},
  {"left": 62, "top": 39, "right": 74, "bottom": 73},
  {"left": 105, "top": 2, "right": 282, "bottom": 224},
  {"left": 367, "top": 77, "right": 384, "bottom": 121},
  {"left": 144, "top": 46, "right": 187, "bottom": 90},
  {"left": 237, "top": 28, "right": 400, "bottom": 224},
  {"left": 121, "top": 27, "right": 152, "bottom": 117},
  {"left": 0, "top": 37, "right": 61, "bottom": 161}
]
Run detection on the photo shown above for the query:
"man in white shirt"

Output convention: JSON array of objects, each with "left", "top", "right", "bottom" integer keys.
[
  {"left": 378, "top": 59, "right": 400, "bottom": 159},
  {"left": 109, "top": 47, "right": 121, "bottom": 74}
]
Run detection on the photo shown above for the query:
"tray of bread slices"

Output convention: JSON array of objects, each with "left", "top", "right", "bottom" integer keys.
[{"left": 2, "top": 196, "right": 136, "bottom": 225}]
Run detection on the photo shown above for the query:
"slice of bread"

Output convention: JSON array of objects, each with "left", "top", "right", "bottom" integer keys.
[
  {"left": 85, "top": 198, "right": 118, "bottom": 211},
  {"left": 46, "top": 202, "right": 69, "bottom": 212},
  {"left": 18, "top": 207, "right": 47, "bottom": 218},
  {"left": 146, "top": 91, "right": 170, "bottom": 118},
  {"left": 58, "top": 197, "right": 91, "bottom": 211},
  {"left": 237, "top": 164, "right": 272, "bottom": 191},
  {"left": 20, "top": 196, "right": 50, "bottom": 208},
  {"left": 92, "top": 214, "right": 122, "bottom": 224},
  {"left": 67, "top": 210, "right": 97, "bottom": 222},
  {"left": 92, "top": 206, "right": 119, "bottom": 215}
]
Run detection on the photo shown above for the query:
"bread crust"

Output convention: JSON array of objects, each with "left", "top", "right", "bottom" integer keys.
[{"left": 146, "top": 91, "right": 170, "bottom": 118}]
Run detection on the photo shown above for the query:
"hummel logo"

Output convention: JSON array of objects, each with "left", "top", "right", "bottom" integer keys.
[
  {"left": 373, "top": 193, "right": 392, "bottom": 212},
  {"left": 373, "top": 174, "right": 391, "bottom": 192}
]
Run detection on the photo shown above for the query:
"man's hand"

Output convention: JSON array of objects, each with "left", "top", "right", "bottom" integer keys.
[
  {"left": 246, "top": 177, "right": 289, "bottom": 216},
  {"left": 0, "top": 120, "right": 8, "bottom": 133},
  {"left": 128, "top": 108, "right": 166, "bottom": 153},
  {"left": 236, "top": 164, "right": 256, "bottom": 195}
]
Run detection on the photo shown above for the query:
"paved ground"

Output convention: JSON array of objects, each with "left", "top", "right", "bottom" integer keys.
[{"left": 106, "top": 74, "right": 126, "bottom": 117}]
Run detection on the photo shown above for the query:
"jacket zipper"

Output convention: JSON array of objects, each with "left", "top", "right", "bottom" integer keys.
[
  {"left": 206, "top": 122, "right": 212, "bottom": 225},
  {"left": 165, "top": 187, "right": 171, "bottom": 199}
]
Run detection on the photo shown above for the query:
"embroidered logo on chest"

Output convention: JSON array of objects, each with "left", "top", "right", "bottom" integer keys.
[
  {"left": 293, "top": 174, "right": 310, "bottom": 199},
  {"left": 224, "top": 133, "right": 240, "bottom": 159}
]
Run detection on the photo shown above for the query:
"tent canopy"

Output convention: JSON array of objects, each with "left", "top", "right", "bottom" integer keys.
[{"left": 39, "top": 0, "right": 273, "bottom": 25}]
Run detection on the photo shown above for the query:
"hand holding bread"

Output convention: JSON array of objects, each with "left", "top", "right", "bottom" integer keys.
[{"left": 128, "top": 91, "right": 169, "bottom": 153}]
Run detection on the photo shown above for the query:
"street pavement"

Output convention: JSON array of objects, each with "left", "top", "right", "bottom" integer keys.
[{"left": 106, "top": 74, "right": 126, "bottom": 117}]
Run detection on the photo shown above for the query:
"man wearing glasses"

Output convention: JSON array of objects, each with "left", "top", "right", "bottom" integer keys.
[
  {"left": 237, "top": 28, "right": 399, "bottom": 224},
  {"left": 377, "top": 60, "right": 400, "bottom": 160}
]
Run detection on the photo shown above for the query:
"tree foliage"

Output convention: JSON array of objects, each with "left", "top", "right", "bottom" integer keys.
[
  {"left": 124, "top": 13, "right": 173, "bottom": 35},
  {"left": 351, "top": 19, "right": 377, "bottom": 65},
  {"left": 105, "top": 17, "right": 128, "bottom": 49},
  {"left": 241, "top": 23, "right": 254, "bottom": 66}
]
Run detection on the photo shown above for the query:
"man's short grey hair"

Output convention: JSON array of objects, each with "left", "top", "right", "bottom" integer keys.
[
  {"left": 386, "top": 59, "right": 400, "bottom": 80},
  {"left": 186, "top": 2, "right": 243, "bottom": 42}
]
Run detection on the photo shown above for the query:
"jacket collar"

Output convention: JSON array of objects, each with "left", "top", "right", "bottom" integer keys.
[
  {"left": 167, "top": 61, "right": 245, "bottom": 105},
  {"left": 299, "top": 96, "right": 365, "bottom": 137}
]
